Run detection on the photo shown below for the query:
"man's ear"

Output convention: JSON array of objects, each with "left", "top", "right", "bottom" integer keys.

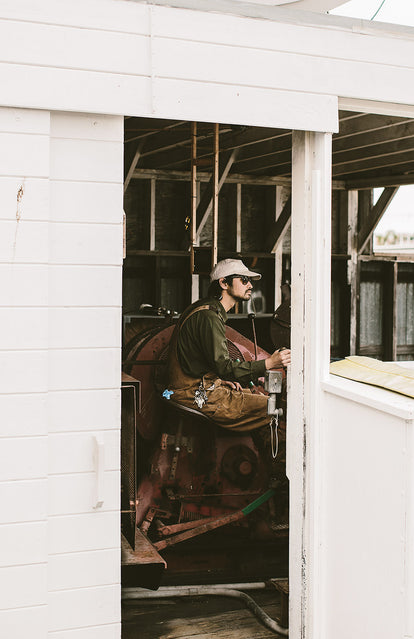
[{"left": 218, "top": 277, "right": 228, "bottom": 290}]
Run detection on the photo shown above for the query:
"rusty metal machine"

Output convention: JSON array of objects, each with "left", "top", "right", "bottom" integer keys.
[{"left": 121, "top": 319, "right": 288, "bottom": 589}]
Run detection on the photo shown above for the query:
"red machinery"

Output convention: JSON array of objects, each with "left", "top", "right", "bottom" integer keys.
[{"left": 121, "top": 321, "right": 288, "bottom": 588}]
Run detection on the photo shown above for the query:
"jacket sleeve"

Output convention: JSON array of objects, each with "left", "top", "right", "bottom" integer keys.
[{"left": 198, "top": 310, "right": 266, "bottom": 385}]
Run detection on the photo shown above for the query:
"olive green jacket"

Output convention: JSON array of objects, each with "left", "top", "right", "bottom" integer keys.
[{"left": 176, "top": 297, "right": 266, "bottom": 387}]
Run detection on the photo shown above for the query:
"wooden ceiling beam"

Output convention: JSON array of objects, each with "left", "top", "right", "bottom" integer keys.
[
  {"left": 333, "top": 152, "right": 414, "bottom": 177},
  {"left": 333, "top": 136, "right": 414, "bottom": 166},
  {"left": 333, "top": 120, "right": 414, "bottom": 154},
  {"left": 346, "top": 174, "right": 414, "bottom": 189}
]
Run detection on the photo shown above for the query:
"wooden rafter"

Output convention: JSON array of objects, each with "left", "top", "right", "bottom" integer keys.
[
  {"left": 265, "top": 195, "right": 291, "bottom": 253},
  {"left": 195, "top": 148, "right": 239, "bottom": 241},
  {"left": 124, "top": 140, "right": 145, "bottom": 194},
  {"left": 358, "top": 187, "right": 399, "bottom": 254}
]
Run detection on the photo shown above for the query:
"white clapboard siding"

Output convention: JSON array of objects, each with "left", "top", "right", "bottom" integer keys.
[
  {"left": 48, "top": 265, "right": 122, "bottom": 307},
  {"left": 50, "top": 139, "right": 123, "bottom": 183},
  {"left": 0, "top": 220, "right": 48, "bottom": 263},
  {"left": 48, "top": 308, "right": 121, "bottom": 349},
  {"left": 0, "top": 308, "right": 48, "bottom": 349},
  {"left": 0, "top": 606, "right": 47, "bottom": 639},
  {"left": 0, "top": 106, "right": 50, "bottom": 134},
  {"left": 48, "top": 548, "right": 120, "bottom": 592},
  {"left": 49, "top": 512, "right": 119, "bottom": 555},
  {"left": 48, "top": 349, "right": 120, "bottom": 391},
  {"left": 0, "top": 0, "right": 148, "bottom": 35},
  {"left": 0, "top": 21, "right": 150, "bottom": 76},
  {"left": 49, "top": 223, "right": 123, "bottom": 266},
  {"left": 0, "top": 394, "right": 47, "bottom": 437},
  {"left": 49, "top": 585, "right": 120, "bottom": 633},
  {"left": 0, "top": 522, "right": 46, "bottom": 566},
  {"left": 152, "top": 5, "right": 414, "bottom": 70},
  {"left": 51, "top": 112, "right": 124, "bottom": 142},
  {"left": 48, "top": 624, "right": 121, "bottom": 639},
  {"left": 0, "top": 437, "right": 47, "bottom": 481},
  {"left": 0, "top": 351, "right": 48, "bottom": 394},
  {"left": 48, "top": 471, "right": 120, "bottom": 516},
  {"left": 153, "top": 36, "right": 414, "bottom": 106},
  {"left": 0, "top": 264, "right": 48, "bottom": 307},
  {"left": 50, "top": 181, "right": 122, "bottom": 224},
  {"left": 0, "top": 63, "right": 152, "bottom": 118},
  {"left": 0, "top": 177, "right": 49, "bottom": 221},
  {"left": 48, "top": 389, "right": 120, "bottom": 433},
  {"left": 0, "top": 564, "right": 47, "bottom": 609},
  {"left": 0, "top": 479, "right": 47, "bottom": 523},
  {"left": 153, "top": 77, "right": 338, "bottom": 132},
  {"left": 0, "top": 132, "right": 49, "bottom": 177},
  {"left": 48, "top": 431, "right": 119, "bottom": 475}
]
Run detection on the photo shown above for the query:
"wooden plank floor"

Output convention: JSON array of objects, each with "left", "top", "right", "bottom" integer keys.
[{"left": 122, "top": 590, "right": 285, "bottom": 639}]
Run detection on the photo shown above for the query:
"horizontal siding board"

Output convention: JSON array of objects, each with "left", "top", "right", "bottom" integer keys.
[
  {"left": 48, "top": 431, "right": 119, "bottom": 475},
  {"left": 50, "top": 181, "right": 123, "bottom": 224},
  {"left": 0, "top": 437, "right": 47, "bottom": 481},
  {"left": 0, "top": 308, "right": 48, "bottom": 349},
  {"left": 0, "top": 177, "right": 49, "bottom": 222},
  {"left": 0, "top": 564, "right": 47, "bottom": 609},
  {"left": 48, "top": 548, "right": 120, "bottom": 592},
  {"left": 48, "top": 308, "right": 121, "bottom": 349},
  {"left": 0, "top": 522, "right": 46, "bottom": 566},
  {"left": 50, "top": 139, "right": 123, "bottom": 183},
  {"left": 0, "top": 132, "right": 49, "bottom": 178},
  {"left": 48, "top": 511, "right": 119, "bottom": 554},
  {"left": 154, "top": 77, "right": 338, "bottom": 132},
  {"left": 0, "top": 220, "right": 48, "bottom": 264},
  {"left": 49, "top": 585, "right": 121, "bottom": 632},
  {"left": 48, "top": 349, "right": 121, "bottom": 391},
  {"left": 0, "top": 264, "right": 48, "bottom": 307},
  {"left": 0, "top": 20, "right": 150, "bottom": 76},
  {"left": 0, "top": 605, "right": 47, "bottom": 639},
  {"left": 51, "top": 112, "right": 123, "bottom": 142},
  {"left": 0, "top": 63, "right": 152, "bottom": 117},
  {"left": 0, "top": 479, "right": 47, "bottom": 523},
  {"left": 49, "top": 222, "right": 123, "bottom": 266},
  {"left": 0, "top": 394, "right": 47, "bottom": 437},
  {"left": 49, "top": 265, "right": 122, "bottom": 307},
  {"left": 48, "top": 472, "right": 120, "bottom": 516},
  {"left": 0, "top": 0, "right": 148, "bottom": 34},
  {"left": 0, "top": 107, "right": 50, "bottom": 134},
  {"left": 153, "top": 6, "right": 414, "bottom": 70},
  {"left": 154, "top": 37, "right": 414, "bottom": 106},
  {"left": 48, "top": 389, "right": 121, "bottom": 433},
  {"left": 48, "top": 624, "right": 121, "bottom": 639},
  {"left": 0, "top": 351, "right": 47, "bottom": 393}
]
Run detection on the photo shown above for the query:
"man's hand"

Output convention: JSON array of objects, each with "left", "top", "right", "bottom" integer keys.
[
  {"left": 222, "top": 380, "right": 243, "bottom": 391},
  {"left": 265, "top": 347, "right": 291, "bottom": 370}
]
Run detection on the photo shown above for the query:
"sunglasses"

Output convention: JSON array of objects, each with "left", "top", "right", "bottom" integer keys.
[{"left": 235, "top": 275, "right": 252, "bottom": 285}]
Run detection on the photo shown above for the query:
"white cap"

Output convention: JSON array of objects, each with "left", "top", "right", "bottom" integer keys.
[{"left": 210, "top": 258, "right": 261, "bottom": 283}]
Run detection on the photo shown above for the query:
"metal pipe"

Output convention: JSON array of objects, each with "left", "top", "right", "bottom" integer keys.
[
  {"left": 122, "top": 582, "right": 288, "bottom": 636},
  {"left": 212, "top": 122, "right": 219, "bottom": 267}
]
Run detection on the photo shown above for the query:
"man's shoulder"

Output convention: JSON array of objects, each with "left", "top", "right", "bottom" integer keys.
[{"left": 181, "top": 298, "right": 223, "bottom": 327}]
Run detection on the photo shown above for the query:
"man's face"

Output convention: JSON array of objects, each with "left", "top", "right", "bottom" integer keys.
[{"left": 226, "top": 275, "right": 253, "bottom": 302}]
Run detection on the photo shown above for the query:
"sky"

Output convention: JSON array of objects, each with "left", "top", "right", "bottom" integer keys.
[{"left": 330, "top": 0, "right": 414, "bottom": 236}]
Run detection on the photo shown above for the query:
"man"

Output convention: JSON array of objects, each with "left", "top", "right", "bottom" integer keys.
[{"left": 167, "top": 258, "right": 291, "bottom": 432}]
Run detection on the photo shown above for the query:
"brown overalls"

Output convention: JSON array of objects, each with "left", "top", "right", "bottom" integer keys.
[{"left": 167, "top": 305, "right": 271, "bottom": 432}]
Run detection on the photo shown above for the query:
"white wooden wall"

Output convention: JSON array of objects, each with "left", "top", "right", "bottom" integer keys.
[
  {"left": 320, "top": 378, "right": 414, "bottom": 639},
  {"left": 0, "top": 0, "right": 413, "bottom": 131},
  {"left": 0, "top": 107, "right": 123, "bottom": 638}
]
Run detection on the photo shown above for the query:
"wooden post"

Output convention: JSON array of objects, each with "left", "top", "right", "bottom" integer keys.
[
  {"left": 236, "top": 183, "right": 242, "bottom": 254},
  {"left": 347, "top": 190, "right": 359, "bottom": 355},
  {"left": 150, "top": 178, "right": 156, "bottom": 252},
  {"left": 212, "top": 123, "right": 219, "bottom": 268},
  {"left": 290, "top": 130, "right": 332, "bottom": 639},
  {"left": 190, "top": 122, "right": 197, "bottom": 275}
]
